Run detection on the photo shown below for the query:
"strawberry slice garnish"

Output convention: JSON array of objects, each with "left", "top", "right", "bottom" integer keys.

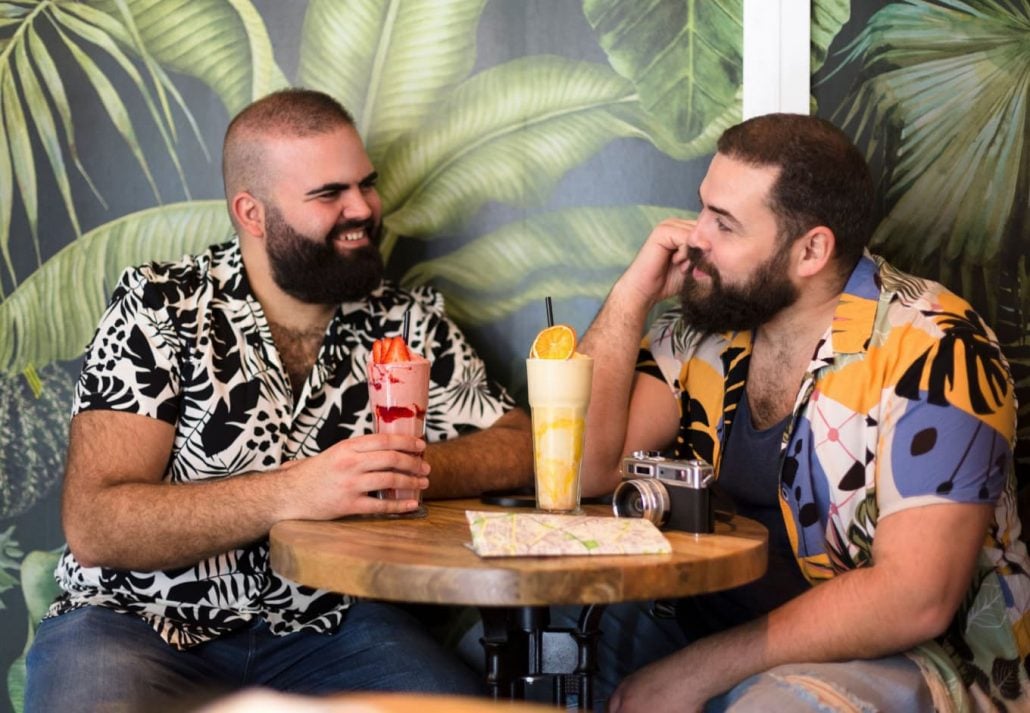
[
  {"left": 383, "top": 335, "right": 411, "bottom": 363},
  {"left": 371, "top": 335, "right": 411, "bottom": 364}
]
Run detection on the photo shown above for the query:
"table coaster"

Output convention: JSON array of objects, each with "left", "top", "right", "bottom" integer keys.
[{"left": 465, "top": 510, "right": 671, "bottom": 557}]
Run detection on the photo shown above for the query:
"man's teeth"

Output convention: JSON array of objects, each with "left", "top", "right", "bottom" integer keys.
[{"left": 338, "top": 230, "right": 364, "bottom": 242}]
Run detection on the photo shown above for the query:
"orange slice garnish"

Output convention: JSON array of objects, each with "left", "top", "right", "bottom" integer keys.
[{"left": 530, "top": 324, "right": 577, "bottom": 359}]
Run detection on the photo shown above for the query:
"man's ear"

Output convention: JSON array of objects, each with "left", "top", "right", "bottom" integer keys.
[
  {"left": 795, "top": 226, "right": 835, "bottom": 278},
  {"left": 230, "top": 192, "right": 265, "bottom": 239}
]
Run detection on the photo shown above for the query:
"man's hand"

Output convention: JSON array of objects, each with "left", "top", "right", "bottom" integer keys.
[
  {"left": 617, "top": 218, "right": 696, "bottom": 309},
  {"left": 280, "top": 433, "right": 429, "bottom": 520},
  {"left": 608, "top": 647, "right": 710, "bottom": 713}
]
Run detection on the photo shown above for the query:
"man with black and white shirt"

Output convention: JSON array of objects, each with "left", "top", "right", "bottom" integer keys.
[{"left": 25, "top": 89, "right": 533, "bottom": 711}]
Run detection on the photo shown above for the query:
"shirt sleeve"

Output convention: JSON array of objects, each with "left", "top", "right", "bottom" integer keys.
[
  {"left": 72, "top": 266, "right": 181, "bottom": 424},
  {"left": 877, "top": 316, "right": 1016, "bottom": 517}
]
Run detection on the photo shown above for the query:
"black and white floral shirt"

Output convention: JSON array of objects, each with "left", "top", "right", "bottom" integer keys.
[{"left": 48, "top": 239, "right": 514, "bottom": 649}]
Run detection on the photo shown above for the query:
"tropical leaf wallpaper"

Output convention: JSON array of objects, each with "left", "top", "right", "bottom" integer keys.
[{"left": 0, "top": 1, "right": 1026, "bottom": 710}]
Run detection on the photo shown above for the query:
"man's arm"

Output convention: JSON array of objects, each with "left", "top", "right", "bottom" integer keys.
[
  {"left": 609, "top": 501, "right": 992, "bottom": 713},
  {"left": 423, "top": 407, "right": 533, "bottom": 498},
  {"left": 62, "top": 410, "right": 430, "bottom": 572},
  {"left": 579, "top": 219, "right": 694, "bottom": 495}
]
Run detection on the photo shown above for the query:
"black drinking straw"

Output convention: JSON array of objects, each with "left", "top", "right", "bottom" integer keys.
[
  {"left": 402, "top": 311, "right": 410, "bottom": 342},
  {"left": 545, "top": 296, "right": 554, "bottom": 327}
]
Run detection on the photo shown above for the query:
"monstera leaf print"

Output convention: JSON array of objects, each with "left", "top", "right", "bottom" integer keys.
[{"left": 896, "top": 309, "right": 1011, "bottom": 416}]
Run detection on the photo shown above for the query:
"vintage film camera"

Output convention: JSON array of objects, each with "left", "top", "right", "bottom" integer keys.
[{"left": 612, "top": 451, "right": 714, "bottom": 533}]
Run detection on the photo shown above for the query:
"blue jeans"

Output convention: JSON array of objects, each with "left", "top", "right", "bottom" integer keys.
[{"left": 25, "top": 602, "right": 482, "bottom": 712}]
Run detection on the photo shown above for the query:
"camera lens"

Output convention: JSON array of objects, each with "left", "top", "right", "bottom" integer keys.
[
  {"left": 612, "top": 478, "right": 670, "bottom": 527},
  {"left": 624, "top": 490, "right": 644, "bottom": 517}
]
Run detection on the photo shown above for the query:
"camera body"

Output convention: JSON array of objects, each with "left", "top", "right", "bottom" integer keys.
[{"left": 612, "top": 451, "right": 715, "bottom": 533}]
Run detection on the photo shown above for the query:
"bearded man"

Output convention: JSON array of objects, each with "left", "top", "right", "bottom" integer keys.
[
  {"left": 577, "top": 113, "right": 1029, "bottom": 711},
  {"left": 25, "top": 89, "right": 533, "bottom": 711}
]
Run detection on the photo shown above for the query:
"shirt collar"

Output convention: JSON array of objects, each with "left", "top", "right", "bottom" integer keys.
[{"left": 825, "top": 252, "right": 880, "bottom": 357}]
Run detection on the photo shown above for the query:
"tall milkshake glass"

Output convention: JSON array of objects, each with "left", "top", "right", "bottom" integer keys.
[
  {"left": 526, "top": 354, "right": 593, "bottom": 513},
  {"left": 367, "top": 353, "right": 430, "bottom": 517}
]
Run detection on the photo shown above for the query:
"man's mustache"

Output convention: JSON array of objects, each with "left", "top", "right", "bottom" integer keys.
[
  {"left": 327, "top": 217, "right": 376, "bottom": 239},
  {"left": 686, "top": 247, "right": 718, "bottom": 280}
]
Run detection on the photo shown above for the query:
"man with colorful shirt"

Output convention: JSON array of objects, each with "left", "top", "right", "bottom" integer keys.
[
  {"left": 25, "top": 89, "right": 533, "bottom": 710},
  {"left": 578, "top": 113, "right": 1029, "bottom": 711}
]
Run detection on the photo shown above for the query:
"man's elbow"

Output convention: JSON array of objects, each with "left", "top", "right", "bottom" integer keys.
[
  {"left": 903, "top": 592, "right": 964, "bottom": 644},
  {"left": 62, "top": 501, "right": 108, "bottom": 569},
  {"left": 63, "top": 527, "right": 101, "bottom": 569},
  {"left": 927, "top": 600, "right": 964, "bottom": 640}
]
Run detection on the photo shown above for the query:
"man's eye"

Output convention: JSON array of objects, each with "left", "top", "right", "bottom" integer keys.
[
  {"left": 360, "top": 180, "right": 378, "bottom": 192},
  {"left": 716, "top": 218, "right": 730, "bottom": 232}
]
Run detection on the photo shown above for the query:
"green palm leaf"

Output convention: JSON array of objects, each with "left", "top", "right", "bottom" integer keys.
[
  {"left": 53, "top": 2, "right": 192, "bottom": 195},
  {"left": 297, "top": 0, "right": 485, "bottom": 166},
  {"left": 14, "top": 27, "right": 76, "bottom": 244},
  {"left": 0, "top": 108, "right": 12, "bottom": 295},
  {"left": 835, "top": 0, "right": 1029, "bottom": 272},
  {"left": 0, "top": 0, "right": 281, "bottom": 296},
  {"left": 404, "top": 205, "right": 694, "bottom": 324},
  {"left": 0, "top": 201, "right": 232, "bottom": 375},
  {"left": 583, "top": 0, "right": 741, "bottom": 147},
  {"left": 92, "top": 0, "right": 287, "bottom": 114},
  {"left": 1, "top": 52, "right": 37, "bottom": 253},
  {"left": 811, "top": 0, "right": 851, "bottom": 74},
  {"left": 381, "top": 55, "right": 689, "bottom": 242}
]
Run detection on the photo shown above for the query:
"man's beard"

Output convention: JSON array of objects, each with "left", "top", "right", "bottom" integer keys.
[
  {"left": 679, "top": 246, "right": 799, "bottom": 333},
  {"left": 264, "top": 206, "right": 384, "bottom": 304}
]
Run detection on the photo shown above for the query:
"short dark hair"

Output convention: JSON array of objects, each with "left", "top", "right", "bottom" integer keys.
[
  {"left": 716, "top": 113, "right": 874, "bottom": 276},
  {"left": 222, "top": 88, "right": 356, "bottom": 203}
]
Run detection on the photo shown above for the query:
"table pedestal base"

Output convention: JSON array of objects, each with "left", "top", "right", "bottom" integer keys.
[{"left": 479, "top": 604, "right": 606, "bottom": 711}]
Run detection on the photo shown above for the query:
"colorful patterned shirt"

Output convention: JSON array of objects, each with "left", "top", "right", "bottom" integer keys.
[
  {"left": 48, "top": 239, "right": 514, "bottom": 649},
  {"left": 639, "top": 253, "right": 1030, "bottom": 710}
]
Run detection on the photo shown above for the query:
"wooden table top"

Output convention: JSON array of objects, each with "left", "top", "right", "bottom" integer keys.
[{"left": 269, "top": 499, "right": 768, "bottom": 607}]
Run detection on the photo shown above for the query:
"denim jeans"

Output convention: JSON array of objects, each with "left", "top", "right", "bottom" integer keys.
[{"left": 25, "top": 602, "right": 482, "bottom": 713}]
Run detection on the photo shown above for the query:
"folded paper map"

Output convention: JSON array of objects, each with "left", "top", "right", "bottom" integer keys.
[{"left": 466, "top": 510, "right": 672, "bottom": 557}]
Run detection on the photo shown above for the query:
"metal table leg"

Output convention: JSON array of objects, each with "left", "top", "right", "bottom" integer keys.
[{"left": 478, "top": 604, "right": 607, "bottom": 710}]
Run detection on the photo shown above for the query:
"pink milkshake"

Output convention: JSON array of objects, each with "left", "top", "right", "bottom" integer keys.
[{"left": 368, "top": 337, "right": 430, "bottom": 515}]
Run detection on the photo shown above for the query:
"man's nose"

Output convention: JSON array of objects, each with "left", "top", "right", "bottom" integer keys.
[
  {"left": 687, "top": 220, "right": 712, "bottom": 252},
  {"left": 341, "top": 189, "right": 373, "bottom": 222}
]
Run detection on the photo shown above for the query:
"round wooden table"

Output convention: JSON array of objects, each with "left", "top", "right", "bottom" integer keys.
[
  {"left": 270, "top": 499, "right": 767, "bottom": 605},
  {"left": 269, "top": 499, "right": 767, "bottom": 709}
]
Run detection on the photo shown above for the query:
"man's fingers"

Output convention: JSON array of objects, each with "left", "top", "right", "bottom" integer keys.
[
  {"left": 357, "top": 472, "right": 430, "bottom": 493},
  {"left": 348, "top": 450, "right": 430, "bottom": 476},
  {"left": 348, "top": 493, "right": 423, "bottom": 516},
  {"left": 339, "top": 433, "right": 426, "bottom": 454},
  {"left": 345, "top": 473, "right": 430, "bottom": 515}
]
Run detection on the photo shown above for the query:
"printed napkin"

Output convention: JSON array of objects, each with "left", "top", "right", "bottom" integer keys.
[{"left": 465, "top": 510, "right": 672, "bottom": 557}]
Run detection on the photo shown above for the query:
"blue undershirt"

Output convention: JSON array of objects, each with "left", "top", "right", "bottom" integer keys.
[{"left": 676, "top": 387, "right": 812, "bottom": 639}]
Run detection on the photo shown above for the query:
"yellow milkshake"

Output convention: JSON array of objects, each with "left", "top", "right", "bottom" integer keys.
[{"left": 526, "top": 345, "right": 593, "bottom": 513}]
